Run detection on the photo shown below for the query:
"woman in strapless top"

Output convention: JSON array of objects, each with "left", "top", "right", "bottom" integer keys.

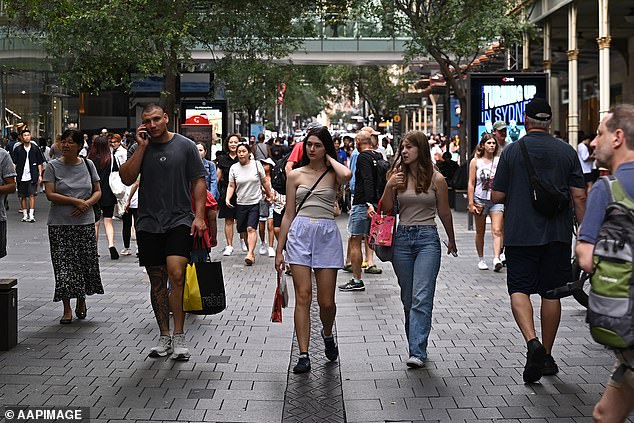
[{"left": 276, "top": 124, "right": 352, "bottom": 374}]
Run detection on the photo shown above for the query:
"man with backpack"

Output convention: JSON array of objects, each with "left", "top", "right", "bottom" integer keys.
[
  {"left": 339, "top": 130, "right": 388, "bottom": 292},
  {"left": 491, "top": 98, "right": 587, "bottom": 384},
  {"left": 576, "top": 104, "right": 634, "bottom": 423}
]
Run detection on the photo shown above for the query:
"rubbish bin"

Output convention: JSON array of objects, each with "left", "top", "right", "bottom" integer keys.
[{"left": 0, "top": 278, "right": 17, "bottom": 351}]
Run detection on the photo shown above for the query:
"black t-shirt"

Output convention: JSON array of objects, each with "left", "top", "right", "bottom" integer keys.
[{"left": 492, "top": 131, "right": 584, "bottom": 246}]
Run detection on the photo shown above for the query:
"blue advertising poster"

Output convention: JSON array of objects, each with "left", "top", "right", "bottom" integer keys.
[
  {"left": 468, "top": 73, "right": 548, "bottom": 153},
  {"left": 250, "top": 124, "right": 265, "bottom": 138}
]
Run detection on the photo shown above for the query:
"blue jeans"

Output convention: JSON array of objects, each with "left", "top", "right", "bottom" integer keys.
[{"left": 391, "top": 225, "right": 441, "bottom": 360}]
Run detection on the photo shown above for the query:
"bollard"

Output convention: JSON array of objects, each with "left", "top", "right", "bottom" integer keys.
[{"left": 0, "top": 278, "right": 18, "bottom": 351}]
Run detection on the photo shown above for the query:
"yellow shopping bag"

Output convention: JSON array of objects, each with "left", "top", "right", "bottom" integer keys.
[{"left": 183, "top": 261, "right": 226, "bottom": 314}]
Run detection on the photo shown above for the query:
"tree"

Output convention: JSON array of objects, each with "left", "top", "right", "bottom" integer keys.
[
  {"left": 382, "top": 0, "right": 530, "bottom": 161},
  {"left": 326, "top": 65, "right": 409, "bottom": 120},
  {"left": 4, "top": 0, "right": 314, "bottom": 125}
]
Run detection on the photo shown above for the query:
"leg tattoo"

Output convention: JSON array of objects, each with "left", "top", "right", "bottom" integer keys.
[{"left": 147, "top": 265, "right": 170, "bottom": 334}]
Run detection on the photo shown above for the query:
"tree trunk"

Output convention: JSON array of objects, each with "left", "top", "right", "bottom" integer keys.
[{"left": 161, "top": 46, "right": 179, "bottom": 131}]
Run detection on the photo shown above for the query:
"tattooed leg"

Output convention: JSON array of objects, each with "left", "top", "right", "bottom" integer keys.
[
  {"left": 166, "top": 255, "right": 189, "bottom": 335},
  {"left": 146, "top": 265, "right": 170, "bottom": 335}
]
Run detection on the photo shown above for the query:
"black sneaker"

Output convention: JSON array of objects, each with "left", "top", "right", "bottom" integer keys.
[
  {"left": 342, "top": 264, "right": 352, "bottom": 273},
  {"left": 292, "top": 355, "right": 311, "bottom": 373},
  {"left": 321, "top": 329, "right": 338, "bottom": 361},
  {"left": 542, "top": 354, "right": 559, "bottom": 376},
  {"left": 338, "top": 279, "right": 365, "bottom": 292},
  {"left": 523, "top": 338, "right": 546, "bottom": 383}
]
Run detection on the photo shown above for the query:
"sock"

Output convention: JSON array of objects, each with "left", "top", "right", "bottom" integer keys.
[
  {"left": 478, "top": 256, "right": 484, "bottom": 260},
  {"left": 322, "top": 331, "right": 333, "bottom": 339},
  {"left": 22, "top": 210, "right": 28, "bottom": 219},
  {"left": 353, "top": 278, "right": 362, "bottom": 284},
  {"left": 299, "top": 352, "right": 309, "bottom": 358},
  {"left": 29, "top": 209, "right": 34, "bottom": 218}
]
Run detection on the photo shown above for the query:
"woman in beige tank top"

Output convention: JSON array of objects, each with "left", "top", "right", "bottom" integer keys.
[
  {"left": 379, "top": 130, "right": 457, "bottom": 368},
  {"left": 276, "top": 125, "right": 351, "bottom": 374}
]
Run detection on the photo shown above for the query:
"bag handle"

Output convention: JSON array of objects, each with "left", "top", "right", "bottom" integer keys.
[
  {"left": 295, "top": 167, "right": 332, "bottom": 214},
  {"left": 377, "top": 192, "right": 398, "bottom": 216}
]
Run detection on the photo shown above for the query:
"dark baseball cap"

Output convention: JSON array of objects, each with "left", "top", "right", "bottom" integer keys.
[{"left": 525, "top": 97, "right": 552, "bottom": 121}]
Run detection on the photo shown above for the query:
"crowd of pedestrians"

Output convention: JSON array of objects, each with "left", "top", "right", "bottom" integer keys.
[{"left": 2, "top": 98, "right": 634, "bottom": 422}]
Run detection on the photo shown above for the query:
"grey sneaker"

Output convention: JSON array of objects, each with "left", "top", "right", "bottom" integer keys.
[
  {"left": 406, "top": 356, "right": 425, "bottom": 368},
  {"left": 148, "top": 335, "right": 172, "bottom": 358},
  {"left": 171, "top": 333, "right": 191, "bottom": 361}
]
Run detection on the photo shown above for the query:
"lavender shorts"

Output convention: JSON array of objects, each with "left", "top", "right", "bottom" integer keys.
[{"left": 286, "top": 216, "right": 344, "bottom": 269}]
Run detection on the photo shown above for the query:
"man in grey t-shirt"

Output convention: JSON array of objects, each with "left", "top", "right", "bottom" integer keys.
[
  {"left": 121, "top": 103, "right": 206, "bottom": 361},
  {"left": 0, "top": 149, "right": 17, "bottom": 258}
]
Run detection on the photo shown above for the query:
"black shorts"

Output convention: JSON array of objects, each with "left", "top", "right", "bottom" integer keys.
[
  {"left": 0, "top": 220, "right": 6, "bottom": 258},
  {"left": 506, "top": 242, "right": 572, "bottom": 299},
  {"left": 136, "top": 225, "right": 192, "bottom": 267},
  {"left": 273, "top": 210, "right": 284, "bottom": 228},
  {"left": 17, "top": 181, "right": 37, "bottom": 197},
  {"left": 100, "top": 204, "right": 115, "bottom": 218},
  {"left": 236, "top": 203, "right": 259, "bottom": 233}
]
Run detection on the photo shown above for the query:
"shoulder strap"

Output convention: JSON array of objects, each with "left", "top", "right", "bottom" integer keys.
[
  {"left": 83, "top": 158, "right": 95, "bottom": 184},
  {"left": 603, "top": 175, "right": 634, "bottom": 207},
  {"left": 519, "top": 139, "right": 537, "bottom": 181},
  {"left": 296, "top": 167, "right": 332, "bottom": 214}
]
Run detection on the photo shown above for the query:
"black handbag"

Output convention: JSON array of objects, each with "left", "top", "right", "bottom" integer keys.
[
  {"left": 83, "top": 159, "right": 102, "bottom": 221},
  {"left": 518, "top": 140, "right": 569, "bottom": 217},
  {"left": 184, "top": 237, "right": 226, "bottom": 315}
]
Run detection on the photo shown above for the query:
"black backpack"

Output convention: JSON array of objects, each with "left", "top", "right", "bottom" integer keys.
[
  {"left": 370, "top": 151, "right": 390, "bottom": 201},
  {"left": 271, "top": 152, "right": 292, "bottom": 195}
]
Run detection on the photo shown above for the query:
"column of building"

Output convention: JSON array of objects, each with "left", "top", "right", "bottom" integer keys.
[
  {"left": 567, "top": 2, "right": 579, "bottom": 148},
  {"left": 597, "top": 0, "right": 610, "bottom": 120}
]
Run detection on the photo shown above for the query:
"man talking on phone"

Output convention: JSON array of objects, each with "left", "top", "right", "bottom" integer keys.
[{"left": 120, "top": 103, "right": 207, "bottom": 361}]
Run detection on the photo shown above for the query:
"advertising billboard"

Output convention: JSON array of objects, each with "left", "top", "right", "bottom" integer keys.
[
  {"left": 468, "top": 73, "right": 548, "bottom": 153},
  {"left": 180, "top": 101, "right": 227, "bottom": 146}
]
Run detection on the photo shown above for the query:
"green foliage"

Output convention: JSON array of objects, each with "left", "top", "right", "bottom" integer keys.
[
  {"left": 380, "top": 0, "right": 532, "bottom": 159},
  {"left": 4, "top": 0, "right": 313, "bottom": 95},
  {"left": 325, "top": 64, "right": 408, "bottom": 118}
]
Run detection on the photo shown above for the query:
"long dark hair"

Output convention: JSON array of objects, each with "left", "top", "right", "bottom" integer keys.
[
  {"left": 299, "top": 126, "right": 336, "bottom": 167},
  {"left": 390, "top": 130, "right": 434, "bottom": 193},
  {"left": 87, "top": 136, "right": 111, "bottom": 169}
]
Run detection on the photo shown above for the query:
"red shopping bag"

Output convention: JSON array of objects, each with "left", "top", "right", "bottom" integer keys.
[
  {"left": 368, "top": 201, "right": 396, "bottom": 247},
  {"left": 271, "top": 270, "right": 285, "bottom": 323}
]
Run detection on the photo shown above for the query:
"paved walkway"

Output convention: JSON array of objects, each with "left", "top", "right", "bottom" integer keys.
[{"left": 0, "top": 195, "right": 628, "bottom": 422}]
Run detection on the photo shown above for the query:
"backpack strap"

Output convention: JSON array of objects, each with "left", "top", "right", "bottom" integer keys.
[{"left": 604, "top": 175, "right": 634, "bottom": 208}]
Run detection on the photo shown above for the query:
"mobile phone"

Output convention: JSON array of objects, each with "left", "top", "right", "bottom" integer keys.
[
  {"left": 139, "top": 130, "right": 149, "bottom": 140},
  {"left": 443, "top": 240, "right": 458, "bottom": 257}
]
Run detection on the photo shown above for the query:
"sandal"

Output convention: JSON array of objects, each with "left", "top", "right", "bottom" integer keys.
[{"left": 245, "top": 256, "right": 255, "bottom": 266}]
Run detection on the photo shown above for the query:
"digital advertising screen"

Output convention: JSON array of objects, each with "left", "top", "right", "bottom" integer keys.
[
  {"left": 468, "top": 73, "right": 548, "bottom": 153},
  {"left": 180, "top": 101, "right": 227, "bottom": 145}
]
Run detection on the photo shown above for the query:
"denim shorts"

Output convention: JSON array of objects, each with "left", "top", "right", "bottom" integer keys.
[
  {"left": 475, "top": 196, "right": 504, "bottom": 215},
  {"left": 347, "top": 204, "right": 370, "bottom": 236},
  {"left": 286, "top": 216, "right": 344, "bottom": 269}
]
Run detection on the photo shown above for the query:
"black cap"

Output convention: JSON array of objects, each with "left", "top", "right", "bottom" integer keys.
[{"left": 525, "top": 97, "right": 552, "bottom": 121}]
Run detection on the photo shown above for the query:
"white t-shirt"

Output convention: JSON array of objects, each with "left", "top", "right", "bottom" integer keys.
[
  {"left": 577, "top": 142, "right": 593, "bottom": 174},
  {"left": 21, "top": 144, "right": 32, "bottom": 181},
  {"left": 229, "top": 160, "right": 265, "bottom": 205}
]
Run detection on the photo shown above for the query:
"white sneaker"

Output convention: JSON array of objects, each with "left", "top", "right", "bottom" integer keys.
[
  {"left": 171, "top": 333, "right": 190, "bottom": 361},
  {"left": 222, "top": 246, "right": 234, "bottom": 256},
  {"left": 120, "top": 248, "right": 132, "bottom": 256},
  {"left": 478, "top": 260, "right": 489, "bottom": 270},
  {"left": 240, "top": 239, "right": 248, "bottom": 252},
  {"left": 259, "top": 242, "right": 268, "bottom": 255},
  {"left": 500, "top": 252, "right": 506, "bottom": 266},
  {"left": 493, "top": 257, "right": 503, "bottom": 272},
  {"left": 268, "top": 247, "right": 275, "bottom": 258},
  {"left": 406, "top": 356, "right": 425, "bottom": 368},
  {"left": 148, "top": 335, "right": 173, "bottom": 358}
]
